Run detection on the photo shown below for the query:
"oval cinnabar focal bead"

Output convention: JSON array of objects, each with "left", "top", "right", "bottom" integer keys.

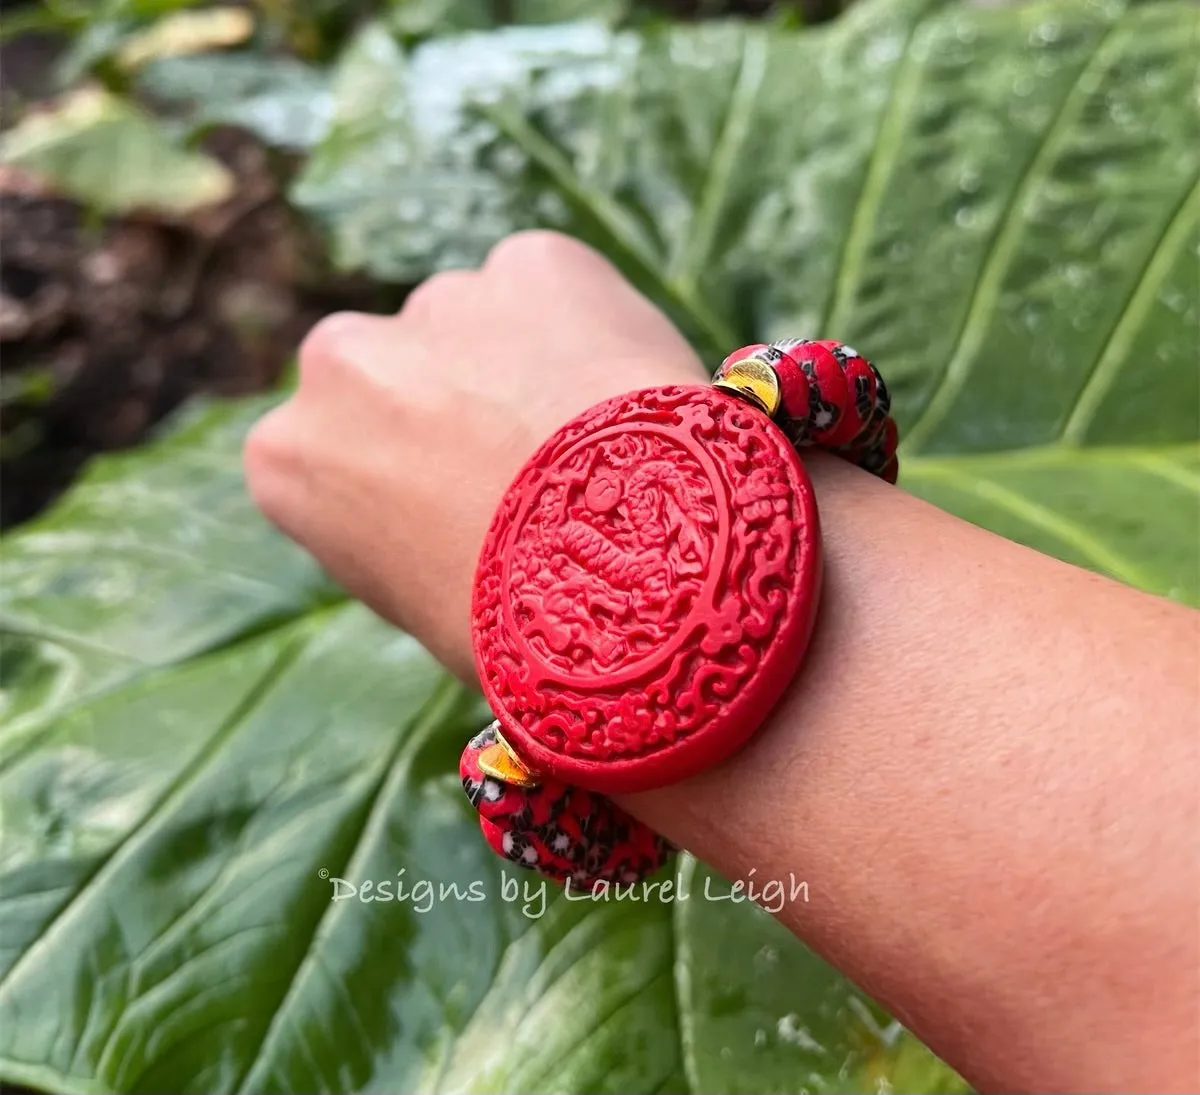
[{"left": 471, "top": 384, "right": 821, "bottom": 795}]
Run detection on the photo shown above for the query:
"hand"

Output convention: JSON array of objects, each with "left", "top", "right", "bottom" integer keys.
[{"left": 244, "top": 231, "right": 705, "bottom": 679}]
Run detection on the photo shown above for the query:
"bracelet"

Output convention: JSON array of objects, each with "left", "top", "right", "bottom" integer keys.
[{"left": 460, "top": 339, "right": 898, "bottom": 889}]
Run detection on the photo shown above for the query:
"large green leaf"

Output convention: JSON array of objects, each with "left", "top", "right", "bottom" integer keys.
[
  {"left": 137, "top": 54, "right": 333, "bottom": 150},
  {"left": 2, "top": 0, "right": 1197, "bottom": 1091}
]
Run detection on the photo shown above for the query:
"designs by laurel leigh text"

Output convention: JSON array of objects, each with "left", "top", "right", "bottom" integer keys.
[{"left": 317, "top": 867, "right": 809, "bottom": 920}]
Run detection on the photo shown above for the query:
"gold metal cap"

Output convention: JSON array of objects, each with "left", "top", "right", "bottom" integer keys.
[
  {"left": 478, "top": 727, "right": 540, "bottom": 788},
  {"left": 712, "top": 356, "right": 781, "bottom": 417}
]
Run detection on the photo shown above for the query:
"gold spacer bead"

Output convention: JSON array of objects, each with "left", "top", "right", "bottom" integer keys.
[
  {"left": 478, "top": 727, "right": 541, "bottom": 788},
  {"left": 712, "top": 357, "right": 781, "bottom": 417}
]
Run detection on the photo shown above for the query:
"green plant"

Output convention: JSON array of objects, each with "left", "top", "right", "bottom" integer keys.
[
  {"left": 0, "top": 85, "right": 233, "bottom": 214},
  {"left": 0, "top": 0, "right": 1196, "bottom": 1090}
]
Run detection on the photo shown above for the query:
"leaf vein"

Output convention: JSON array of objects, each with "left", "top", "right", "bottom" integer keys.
[
  {"left": 480, "top": 102, "right": 739, "bottom": 354},
  {"left": 673, "top": 854, "right": 701, "bottom": 1094},
  {"left": 1129, "top": 454, "right": 1200, "bottom": 496},
  {"left": 913, "top": 463, "right": 1156, "bottom": 589},
  {"left": 820, "top": 15, "right": 929, "bottom": 336},
  {"left": 669, "top": 31, "right": 768, "bottom": 294},
  {"left": 904, "top": 439, "right": 1200, "bottom": 475},
  {"left": 0, "top": 621, "right": 140, "bottom": 666},
  {"left": 232, "top": 675, "right": 467, "bottom": 1094},
  {"left": 315, "top": 953, "right": 376, "bottom": 1077},
  {"left": 0, "top": 633, "right": 309, "bottom": 1001},
  {"left": 903, "top": 11, "right": 1127, "bottom": 453},
  {"left": 0, "top": 604, "right": 342, "bottom": 779},
  {"left": 6, "top": 530, "right": 301, "bottom": 600},
  {"left": 97, "top": 922, "right": 283, "bottom": 1082},
  {"left": 1060, "top": 173, "right": 1200, "bottom": 443},
  {"left": 518, "top": 965, "right": 674, "bottom": 1093}
]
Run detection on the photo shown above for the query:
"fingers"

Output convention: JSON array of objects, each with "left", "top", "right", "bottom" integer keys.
[
  {"left": 396, "top": 231, "right": 702, "bottom": 382},
  {"left": 400, "top": 233, "right": 607, "bottom": 327}
]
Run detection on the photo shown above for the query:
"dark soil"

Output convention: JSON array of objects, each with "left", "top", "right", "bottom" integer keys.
[
  {"left": 0, "top": 24, "right": 407, "bottom": 530},
  {"left": 0, "top": 122, "right": 399, "bottom": 528}
]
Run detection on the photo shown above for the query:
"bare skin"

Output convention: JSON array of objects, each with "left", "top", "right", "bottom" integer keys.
[{"left": 244, "top": 230, "right": 1200, "bottom": 1095}]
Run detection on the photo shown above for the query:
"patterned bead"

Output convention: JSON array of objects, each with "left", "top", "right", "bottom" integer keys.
[
  {"left": 461, "top": 723, "right": 672, "bottom": 888},
  {"left": 722, "top": 338, "right": 900, "bottom": 480}
]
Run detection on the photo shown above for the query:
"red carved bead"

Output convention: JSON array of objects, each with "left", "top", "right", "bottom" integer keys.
[{"left": 471, "top": 385, "right": 821, "bottom": 795}]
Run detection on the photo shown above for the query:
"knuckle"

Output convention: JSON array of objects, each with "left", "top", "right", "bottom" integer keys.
[
  {"left": 297, "top": 311, "right": 369, "bottom": 383},
  {"left": 485, "top": 229, "right": 587, "bottom": 271},
  {"left": 401, "top": 268, "right": 478, "bottom": 317}
]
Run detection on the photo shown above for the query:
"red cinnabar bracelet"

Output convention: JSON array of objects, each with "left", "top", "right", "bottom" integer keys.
[{"left": 460, "top": 339, "right": 898, "bottom": 888}]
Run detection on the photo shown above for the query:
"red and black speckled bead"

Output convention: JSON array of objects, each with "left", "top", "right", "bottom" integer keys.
[
  {"left": 461, "top": 723, "right": 672, "bottom": 889},
  {"left": 715, "top": 338, "right": 898, "bottom": 484}
]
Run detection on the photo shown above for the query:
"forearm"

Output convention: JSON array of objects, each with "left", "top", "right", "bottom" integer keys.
[{"left": 621, "top": 452, "right": 1200, "bottom": 1094}]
